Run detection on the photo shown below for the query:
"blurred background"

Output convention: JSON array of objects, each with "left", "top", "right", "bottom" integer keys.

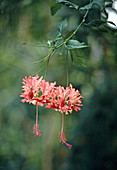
[{"left": 0, "top": 0, "right": 117, "bottom": 170}]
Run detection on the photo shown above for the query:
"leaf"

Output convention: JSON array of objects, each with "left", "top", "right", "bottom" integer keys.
[
  {"left": 80, "top": 0, "right": 104, "bottom": 11},
  {"left": 47, "top": 40, "right": 57, "bottom": 49},
  {"left": 58, "top": 18, "right": 68, "bottom": 33},
  {"left": 89, "top": 24, "right": 117, "bottom": 34},
  {"left": 107, "top": 21, "right": 116, "bottom": 27},
  {"left": 93, "top": 0, "right": 104, "bottom": 10},
  {"left": 100, "top": 24, "right": 117, "bottom": 34},
  {"left": 47, "top": 40, "right": 53, "bottom": 47},
  {"left": 85, "top": 20, "right": 106, "bottom": 27},
  {"left": 85, "top": 20, "right": 116, "bottom": 27},
  {"left": 55, "top": 33, "right": 63, "bottom": 41},
  {"left": 105, "top": 2, "right": 112, "bottom": 7},
  {"left": 51, "top": 1, "right": 78, "bottom": 15},
  {"left": 51, "top": 2, "right": 62, "bottom": 15},
  {"left": 57, "top": 0, "right": 78, "bottom": 9},
  {"left": 65, "top": 40, "right": 88, "bottom": 49},
  {"left": 70, "top": 49, "right": 86, "bottom": 67},
  {"left": 80, "top": 3, "right": 92, "bottom": 10}
]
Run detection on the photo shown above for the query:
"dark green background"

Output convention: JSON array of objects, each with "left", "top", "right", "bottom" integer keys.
[{"left": 0, "top": 0, "right": 117, "bottom": 169}]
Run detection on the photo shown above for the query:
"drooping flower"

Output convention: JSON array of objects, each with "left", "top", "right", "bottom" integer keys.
[
  {"left": 46, "top": 84, "right": 83, "bottom": 115},
  {"left": 20, "top": 74, "right": 56, "bottom": 106},
  {"left": 45, "top": 84, "right": 83, "bottom": 148},
  {"left": 20, "top": 74, "right": 43, "bottom": 105},
  {"left": 20, "top": 75, "right": 83, "bottom": 148},
  {"left": 20, "top": 75, "right": 56, "bottom": 137}
]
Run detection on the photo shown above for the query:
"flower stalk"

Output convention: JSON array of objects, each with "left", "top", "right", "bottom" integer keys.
[
  {"left": 20, "top": 75, "right": 83, "bottom": 147},
  {"left": 32, "top": 8, "right": 89, "bottom": 76},
  {"left": 33, "top": 105, "right": 42, "bottom": 137},
  {"left": 60, "top": 113, "right": 72, "bottom": 149}
]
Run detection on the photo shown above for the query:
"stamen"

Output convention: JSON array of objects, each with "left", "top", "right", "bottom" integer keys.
[
  {"left": 60, "top": 129, "right": 72, "bottom": 149},
  {"left": 33, "top": 105, "right": 42, "bottom": 137},
  {"left": 33, "top": 124, "right": 42, "bottom": 137},
  {"left": 60, "top": 113, "right": 72, "bottom": 149}
]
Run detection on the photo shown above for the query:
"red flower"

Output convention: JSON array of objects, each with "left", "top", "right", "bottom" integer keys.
[
  {"left": 45, "top": 84, "right": 83, "bottom": 149},
  {"left": 20, "top": 75, "right": 56, "bottom": 106},
  {"left": 46, "top": 84, "right": 83, "bottom": 115},
  {"left": 20, "top": 75, "right": 83, "bottom": 148}
]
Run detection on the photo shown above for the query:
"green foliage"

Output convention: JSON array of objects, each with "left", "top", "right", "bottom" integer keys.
[
  {"left": 49, "top": 0, "right": 117, "bottom": 67},
  {"left": 80, "top": 0, "right": 104, "bottom": 11},
  {"left": 65, "top": 40, "right": 88, "bottom": 49},
  {"left": 51, "top": 0, "right": 78, "bottom": 15},
  {"left": 51, "top": 2, "right": 62, "bottom": 15},
  {"left": 58, "top": 18, "right": 68, "bottom": 34},
  {"left": 85, "top": 19, "right": 116, "bottom": 27},
  {"left": 70, "top": 81, "right": 117, "bottom": 170},
  {"left": 0, "top": 0, "right": 117, "bottom": 169},
  {"left": 70, "top": 49, "right": 86, "bottom": 66},
  {"left": 57, "top": 0, "right": 79, "bottom": 9}
]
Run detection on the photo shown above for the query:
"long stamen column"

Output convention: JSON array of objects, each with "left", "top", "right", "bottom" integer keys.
[
  {"left": 33, "top": 105, "right": 42, "bottom": 137},
  {"left": 60, "top": 113, "right": 72, "bottom": 149}
]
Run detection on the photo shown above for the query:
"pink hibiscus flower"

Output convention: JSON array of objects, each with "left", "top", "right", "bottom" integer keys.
[
  {"left": 45, "top": 84, "right": 83, "bottom": 148},
  {"left": 20, "top": 75, "right": 83, "bottom": 148},
  {"left": 20, "top": 74, "right": 56, "bottom": 106},
  {"left": 46, "top": 84, "right": 83, "bottom": 115}
]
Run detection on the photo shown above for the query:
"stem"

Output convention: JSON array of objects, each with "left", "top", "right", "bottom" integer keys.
[
  {"left": 22, "top": 42, "right": 48, "bottom": 48},
  {"left": 62, "top": 113, "right": 64, "bottom": 131},
  {"left": 44, "top": 49, "right": 56, "bottom": 79},
  {"left": 66, "top": 51, "right": 69, "bottom": 87},
  {"left": 32, "top": 64, "right": 46, "bottom": 76},
  {"left": 56, "top": 9, "right": 89, "bottom": 49},
  {"left": 33, "top": 57, "right": 47, "bottom": 64},
  {"left": 65, "top": 10, "right": 89, "bottom": 43},
  {"left": 35, "top": 8, "right": 89, "bottom": 78},
  {"left": 36, "top": 105, "right": 38, "bottom": 125}
]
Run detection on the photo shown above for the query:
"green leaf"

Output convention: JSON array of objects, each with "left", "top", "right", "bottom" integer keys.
[
  {"left": 85, "top": 20, "right": 116, "bottom": 27},
  {"left": 58, "top": 18, "right": 68, "bottom": 33},
  {"left": 47, "top": 40, "right": 53, "bottom": 47},
  {"left": 105, "top": 2, "right": 112, "bottom": 7},
  {"left": 80, "top": 3, "right": 92, "bottom": 10},
  {"left": 57, "top": 0, "right": 78, "bottom": 9},
  {"left": 65, "top": 40, "right": 88, "bottom": 49},
  {"left": 70, "top": 49, "right": 86, "bottom": 66},
  {"left": 107, "top": 21, "right": 116, "bottom": 27},
  {"left": 51, "top": 0, "right": 78, "bottom": 16},
  {"left": 55, "top": 33, "right": 63, "bottom": 41},
  {"left": 98, "top": 24, "right": 117, "bottom": 34},
  {"left": 80, "top": 0, "right": 104, "bottom": 11},
  {"left": 51, "top": 2, "right": 62, "bottom": 15},
  {"left": 94, "top": 0, "right": 104, "bottom": 10}
]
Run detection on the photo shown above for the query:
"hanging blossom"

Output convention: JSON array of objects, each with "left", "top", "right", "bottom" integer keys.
[
  {"left": 20, "top": 75, "right": 83, "bottom": 148},
  {"left": 20, "top": 74, "right": 56, "bottom": 106},
  {"left": 20, "top": 75, "right": 56, "bottom": 137},
  {"left": 45, "top": 84, "right": 83, "bottom": 149},
  {"left": 45, "top": 84, "right": 83, "bottom": 115}
]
